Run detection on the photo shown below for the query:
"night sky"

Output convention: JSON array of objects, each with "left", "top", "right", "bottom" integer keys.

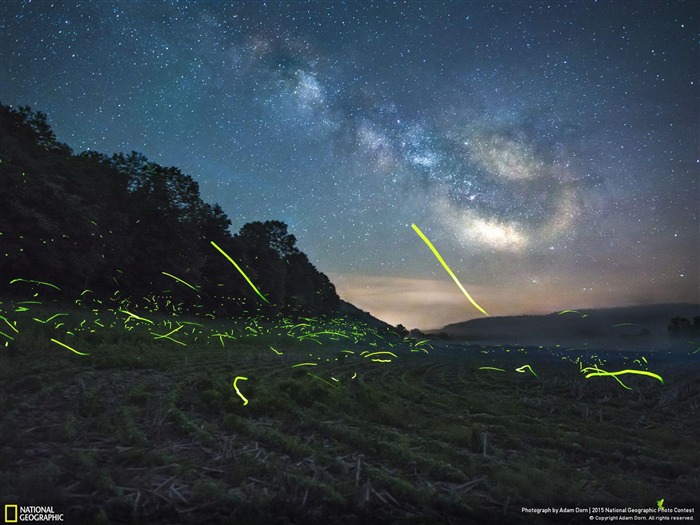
[{"left": 2, "top": 1, "right": 698, "bottom": 329}]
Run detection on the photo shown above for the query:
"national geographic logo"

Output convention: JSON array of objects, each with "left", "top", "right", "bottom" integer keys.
[{"left": 4, "top": 505, "right": 64, "bottom": 522}]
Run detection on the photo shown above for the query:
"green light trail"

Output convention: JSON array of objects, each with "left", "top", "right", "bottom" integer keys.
[
  {"left": 51, "top": 338, "right": 90, "bottom": 356},
  {"left": 581, "top": 367, "right": 663, "bottom": 386},
  {"left": 10, "top": 278, "right": 61, "bottom": 290},
  {"left": 364, "top": 351, "right": 398, "bottom": 359},
  {"left": 32, "top": 313, "right": 68, "bottom": 324},
  {"left": 0, "top": 316, "right": 18, "bottom": 333},
  {"left": 118, "top": 309, "right": 154, "bottom": 324},
  {"left": 515, "top": 364, "right": 538, "bottom": 377},
  {"left": 233, "top": 376, "right": 249, "bottom": 406},
  {"left": 411, "top": 223, "right": 489, "bottom": 316},
  {"left": 150, "top": 324, "right": 186, "bottom": 345},
  {"left": 161, "top": 271, "right": 200, "bottom": 294},
  {"left": 210, "top": 241, "right": 270, "bottom": 304},
  {"left": 152, "top": 325, "right": 184, "bottom": 339},
  {"left": 306, "top": 372, "right": 337, "bottom": 388}
]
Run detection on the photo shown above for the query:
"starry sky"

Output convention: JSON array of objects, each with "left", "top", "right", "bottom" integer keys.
[{"left": 1, "top": 1, "right": 698, "bottom": 329}]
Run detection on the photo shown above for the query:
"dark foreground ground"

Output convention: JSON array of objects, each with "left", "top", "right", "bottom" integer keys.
[{"left": 1, "top": 309, "right": 698, "bottom": 524}]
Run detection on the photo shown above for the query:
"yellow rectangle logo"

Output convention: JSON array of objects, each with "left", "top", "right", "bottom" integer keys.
[{"left": 5, "top": 504, "right": 18, "bottom": 523}]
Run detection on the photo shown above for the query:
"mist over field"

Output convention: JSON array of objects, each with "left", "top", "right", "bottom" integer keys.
[{"left": 435, "top": 304, "right": 700, "bottom": 353}]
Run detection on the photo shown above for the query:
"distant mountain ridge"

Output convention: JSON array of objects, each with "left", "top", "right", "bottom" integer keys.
[{"left": 432, "top": 303, "right": 700, "bottom": 351}]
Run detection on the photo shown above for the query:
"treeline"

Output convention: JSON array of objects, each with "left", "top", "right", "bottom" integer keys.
[
  {"left": 668, "top": 317, "right": 700, "bottom": 338},
  {"left": 0, "top": 104, "right": 339, "bottom": 316}
]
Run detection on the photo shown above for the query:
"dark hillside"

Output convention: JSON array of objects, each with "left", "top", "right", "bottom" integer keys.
[{"left": 0, "top": 104, "right": 339, "bottom": 316}]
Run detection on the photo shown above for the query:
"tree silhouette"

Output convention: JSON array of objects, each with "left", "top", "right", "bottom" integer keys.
[
  {"left": 0, "top": 103, "right": 340, "bottom": 316},
  {"left": 668, "top": 317, "right": 700, "bottom": 338}
]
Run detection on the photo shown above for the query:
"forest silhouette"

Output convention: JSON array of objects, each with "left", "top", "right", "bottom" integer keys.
[{"left": 0, "top": 104, "right": 340, "bottom": 316}]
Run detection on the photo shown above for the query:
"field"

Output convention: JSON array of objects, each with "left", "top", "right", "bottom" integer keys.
[{"left": 1, "top": 297, "right": 699, "bottom": 524}]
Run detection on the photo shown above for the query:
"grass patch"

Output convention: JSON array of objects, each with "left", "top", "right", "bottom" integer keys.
[{"left": 2, "top": 302, "right": 699, "bottom": 523}]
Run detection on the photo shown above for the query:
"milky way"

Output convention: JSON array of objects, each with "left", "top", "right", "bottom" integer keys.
[{"left": 1, "top": 1, "right": 698, "bottom": 328}]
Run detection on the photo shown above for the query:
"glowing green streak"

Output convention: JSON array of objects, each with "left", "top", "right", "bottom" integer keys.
[
  {"left": 0, "top": 316, "right": 18, "bottom": 333},
  {"left": 614, "top": 323, "right": 638, "bottom": 327},
  {"left": 585, "top": 365, "right": 631, "bottom": 390},
  {"left": 0, "top": 331, "right": 14, "bottom": 341},
  {"left": 515, "top": 364, "right": 538, "bottom": 377},
  {"left": 478, "top": 366, "right": 505, "bottom": 372},
  {"left": 371, "top": 358, "right": 392, "bottom": 363},
  {"left": 10, "top": 278, "right": 60, "bottom": 290},
  {"left": 210, "top": 241, "right": 270, "bottom": 304},
  {"left": 233, "top": 376, "right": 249, "bottom": 406},
  {"left": 411, "top": 223, "right": 489, "bottom": 316},
  {"left": 162, "top": 271, "right": 200, "bottom": 293},
  {"left": 292, "top": 362, "right": 318, "bottom": 367},
  {"left": 152, "top": 334, "right": 187, "bottom": 346},
  {"left": 305, "top": 330, "right": 350, "bottom": 339},
  {"left": 270, "top": 346, "right": 283, "bottom": 355},
  {"left": 299, "top": 336, "right": 323, "bottom": 345},
  {"left": 306, "top": 372, "right": 336, "bottom": 388},
  {"left": 118, "top": 309, "right": 154, "bottom": 324},
  {"left": 32, "top": 313, "right": 68, "bottom": 324},
  {"left": 51, "top": 338, "right": 89, "bottom": 356},
  {"left": 364, "top": 351, "right": 398, "bottom": 359},
  {"left": 150, "top": 325, "right": 186, "bottom": 345},
  {"left": 582, "top": 367, "right": 663, "bottom": 385},
  {"left": 178, "top": 321, "right": 204, "bottom": 327},
  {"left": 211, "top": 332, "right": 235, "bottom": 341}
]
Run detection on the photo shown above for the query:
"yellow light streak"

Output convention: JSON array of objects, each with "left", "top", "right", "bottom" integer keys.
[
  {"left": 581, "top": 367, "right": 663, "bottom": 386},
  {"left": 10, "top": 278, "right": 60, "bottom": 290},
  {"left": 411, "top": 223, "right": 489, "bottom": 316},
  {"left": 0, "top": 316, "right": 18, "bottom": 333},
  {"left": 306, "top": 372, "right": 336, "bottom": 388},
  {"left": 515, "top": 364, "right": 538, "bottom": 377},
  {"left": 233, "top": 376, "right": 249, "bottom": 405},
  {"left": 51, "top": 338, "right": 90, "bottom": 356},
  {"left": 118, "top": 309, "right": 154, "bottom": 324},
  {"left": 364, "top": 351, "right": 398, "bottom": 359},
  {"left": 161, "top": 271, "right": 200, "bottom": 293},
  {"left": 210, "top": 241, "right": 270, "bottom": 304}
]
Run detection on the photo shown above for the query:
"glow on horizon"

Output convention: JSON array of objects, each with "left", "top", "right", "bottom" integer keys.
[{"left": 330, "top": 273, "right": 695, "bottom": 330}]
